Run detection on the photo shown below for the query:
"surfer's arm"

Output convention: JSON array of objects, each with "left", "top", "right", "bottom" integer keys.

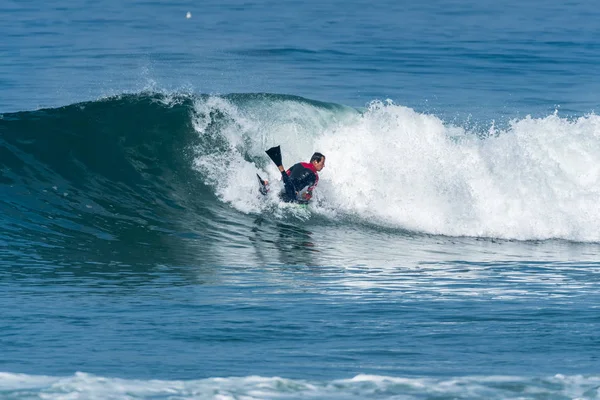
[
  {"left": 294, "top": 173, "right": 317, "bottom": 202},
  {"left": 301, "top": 188, "right": 313, "bottom": 201}
]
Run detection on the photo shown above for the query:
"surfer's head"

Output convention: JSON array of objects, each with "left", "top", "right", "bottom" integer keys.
[{"left": 310, "top": 152, "right": 326, "bottom": 171}]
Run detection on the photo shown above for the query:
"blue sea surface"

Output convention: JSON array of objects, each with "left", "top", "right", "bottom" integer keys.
[
  {"left": 3, "top": 0, "right": 600, "bottom": 117},
  {"left": 2, "top": 0, "right": 600, "bottom": 399}
]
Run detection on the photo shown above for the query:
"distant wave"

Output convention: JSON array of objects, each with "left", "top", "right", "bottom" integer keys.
[{"left": 0, "top": 371, "right": 598, "bottom": 400}]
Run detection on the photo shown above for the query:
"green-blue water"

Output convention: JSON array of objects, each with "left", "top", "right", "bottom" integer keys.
[{"left": 2, "top": 1, "right": 600, "bottom": 399}]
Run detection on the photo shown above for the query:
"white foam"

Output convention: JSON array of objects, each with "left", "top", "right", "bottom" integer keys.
[
  {"left": 191, "top": 96, "right": 354, "bottom": 217},
  {"left": 191, "top": 96, "right": 600, "bottom": 241},
  {"left": 1, "top": 372, "right": 598, "bottom": 399},
  {"left": 317, "top": 102, "right": 600, "bottom": 241}
]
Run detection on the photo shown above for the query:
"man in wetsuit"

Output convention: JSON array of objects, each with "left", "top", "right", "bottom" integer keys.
[{"left": 276, "top": 152, "right": 325, "bottom": 204}]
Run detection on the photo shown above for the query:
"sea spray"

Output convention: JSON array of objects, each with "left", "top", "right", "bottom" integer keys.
[{"left": 190, "top": 96, "right": 600, "bottom": 241}]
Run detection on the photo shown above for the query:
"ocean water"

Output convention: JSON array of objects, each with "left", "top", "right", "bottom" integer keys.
[{"left": 2, "top": 0, "right": 600, "bottom": 399}]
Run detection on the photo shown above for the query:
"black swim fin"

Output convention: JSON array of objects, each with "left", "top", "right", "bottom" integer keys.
[
  {"left": 265, "top": 145, "right": 282, "bottom": 167},
  {"left": 257, "top": 174, "right": 269, "bottom": 195}
]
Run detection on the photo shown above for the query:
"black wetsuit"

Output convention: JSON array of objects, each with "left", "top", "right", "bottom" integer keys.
[{"left": 280, "top": 162, "right": 319, "bottom": 203}]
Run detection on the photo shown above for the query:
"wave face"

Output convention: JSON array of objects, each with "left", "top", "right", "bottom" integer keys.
[
  {"left": 1, "top": 93, "right": 204, "bottom": 254},
  {"left": 2, "top": 92, "right": 600, "bottom": 246},
  {"left": 1, "top": 372, "right": 599, "bottom": 400}
]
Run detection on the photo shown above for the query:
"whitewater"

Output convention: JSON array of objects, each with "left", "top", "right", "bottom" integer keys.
[
  {"left": 2, "top": 372, "right": 600, "bottom": 399},
  {"left": 191, "top": 94, "right": 600, "bottom": 242}
]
